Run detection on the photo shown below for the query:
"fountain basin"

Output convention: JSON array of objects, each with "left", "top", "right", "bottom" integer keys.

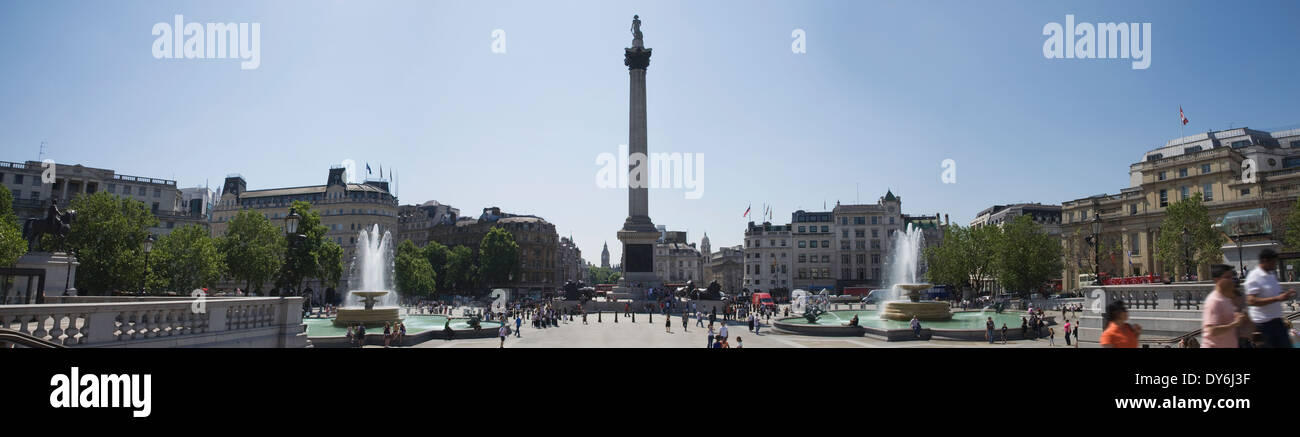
[
  {"left": 306, "top": 314, "right": 504, "bottom": 347},
  {"left": 879, "top": 301, "right": 953, "bottom": 321},
  {"left": 332, "top": 307, "right": 402, "bottom": 327},
  {"left": 774, "top": 309, "right": 1045, "bottom": 341}
]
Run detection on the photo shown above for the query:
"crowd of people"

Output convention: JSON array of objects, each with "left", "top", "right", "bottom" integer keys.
[{"left": 1102, "top": 249, "right": 1297, "bottom": 349}]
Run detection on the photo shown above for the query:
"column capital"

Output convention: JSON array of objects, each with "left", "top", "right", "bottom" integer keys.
[{"left": 624, "top": 47, "right": 652, "bottom": 70}]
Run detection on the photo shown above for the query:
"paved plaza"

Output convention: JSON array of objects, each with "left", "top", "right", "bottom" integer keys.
[{"left": 395, "top": 310, "right": 1086, "bottom": 349}]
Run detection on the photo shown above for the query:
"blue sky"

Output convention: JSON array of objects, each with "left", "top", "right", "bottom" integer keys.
[{"left": 1, "top": 0, "right": 1297, "bottom": 263}]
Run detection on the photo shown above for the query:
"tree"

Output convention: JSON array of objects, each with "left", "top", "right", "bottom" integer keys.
[
  {"left": 588, "top": 265, "right": 616, "bottom": 284},
  {"left": 219, "top": 209, "right": 283, "bottom": 294},
  {"left": 422, "top": 241, "right": 450, "bottom": 291},
  {"left": 1282, "top": 196, "right": 1300, "bottom": 251},
  {"left": 60, "top": 192, "right": 157, "bottom": 294},
  {"left": 394, "top": 240, "right": 436, "bottom": 299},
  {"left": 443, "top": 245, "right": 477, "bottom": 295},
  {"left": 318, "top": 239, "right": 343, "bottom": 290},
  {"left": 0, "top": 185, "right": 26, "bottom": 267},
  {"left": 278, "top": 201, "right": 330, "bottom": 294},
  {"left": 478, "top": 226, "right": 519, "bottom": 288},
  {"left": 925, "top": 224, "right": 999, "bottom": 298},
  {"left": 607, "top": 272, "right": 621, "bottom": 283},
  {"left": 1155, "top": 193, "right": 1223, "bottom": 279},
  {"left": 147, "top": 224, "right": 223, "bottom": 293},
  {"left": 993, "top": 216, "right": 1063, "bottom": 297}
]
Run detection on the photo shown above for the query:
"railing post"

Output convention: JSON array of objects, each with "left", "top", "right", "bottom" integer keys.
[{"left": 83, "top": 311, "right": 118, "bottom": 345}]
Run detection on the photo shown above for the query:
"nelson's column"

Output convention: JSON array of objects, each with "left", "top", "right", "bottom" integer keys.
[{"left": 613, "top": 15, "right": 661, "bottom": 300}]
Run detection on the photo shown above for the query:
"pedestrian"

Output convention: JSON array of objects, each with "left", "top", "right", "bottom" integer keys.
[
  {"left": 735, "top": 336, "right": 743, "bottom": 349},
  {"left": 681, "top": 311, "right": 688, "bottom": 332},
  {"left": 665, "top": 314, "right": 672, "bottom": 333},
  {"left": 707, "top": 326, "right": 715, "bottom": 348},
  {"left": 1244, "top": 249, "right": 1296, "bottom": 348},
  {"left": 910, "top": 315, "right": 922, "bottom": 339},
  {"left": 1202, "top": 264, "right": 1249, "bottom": 348},
  {"left": 499, "top": 324, "right": 508, "bottom": 348},
  {"left": 515, "top": 315, "right": 522, "bottom": 338},
  {"left": 1063, "top": 320, "right": 1072, "bottom": 346},
  {"left": 1000, "top": 323, "right": 1008, "bottom": 344},
  {"left": 985, "top": 317, "right": 995, "bottom": 344},
  {"left": 1100, "top": 300, "right": 1140, "bottom": 348},
  {"left": 1048, "top": 326, "right": 1055, "bottom": 346}
]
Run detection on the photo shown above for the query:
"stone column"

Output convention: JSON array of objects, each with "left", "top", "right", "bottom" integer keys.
[{"left": 613, "top": 22, "right": 662, "bottom": 300}]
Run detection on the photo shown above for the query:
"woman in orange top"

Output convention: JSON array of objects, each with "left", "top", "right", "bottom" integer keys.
[{"left": 1100, "top": 300, "right": 1141, "bottom": 348}]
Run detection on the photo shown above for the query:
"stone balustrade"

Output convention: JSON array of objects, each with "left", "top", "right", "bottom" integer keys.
[
  {"left": 0, "top": 296, "right": 309, "bottom": 348},
  {"left": 1077, "top": 282, "right": 1300, "bottom": 346}
]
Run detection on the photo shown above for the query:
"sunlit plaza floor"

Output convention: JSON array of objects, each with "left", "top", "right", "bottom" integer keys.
[{"left": 383, "top": 310, "right": 1087, "bottom": 349}]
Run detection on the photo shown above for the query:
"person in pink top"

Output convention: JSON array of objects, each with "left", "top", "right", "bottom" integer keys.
[{"left": 1202, "top": 264, "right": 1248, "bottom": 348}]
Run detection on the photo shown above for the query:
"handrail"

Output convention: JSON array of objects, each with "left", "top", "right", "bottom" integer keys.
[
  {"left": 0, "top": 328, "right": 66, "bottom": 348},
  {"left": 1144, "top": 309, "right": 1300, "bottom": 347}
]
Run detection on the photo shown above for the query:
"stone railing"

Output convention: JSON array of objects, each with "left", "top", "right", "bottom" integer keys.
[
  {"left": 1077, "top": 282, "right": 1300, "bottom": 346},
  {"left": 0, "top": 296, "right": 308, "bottom": 348}
]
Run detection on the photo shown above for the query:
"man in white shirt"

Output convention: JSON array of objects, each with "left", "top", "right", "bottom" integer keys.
[
  {"left": 718, "top": 324, "right": 729, "bottom": 343},
  {"left": 1244, "top": 249, "right": 1296, "bottom": 348}
]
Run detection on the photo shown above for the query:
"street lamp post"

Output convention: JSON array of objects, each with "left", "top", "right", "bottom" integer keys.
[
  {"left": 1091, "top": 213, "right": 1102, "bottom": 285},
  {"left": 1181, "top": 227, "right": 1192, "bottom": 282},
  {"left": 141, "top": 234, "right": 154, "bottom": 295},
  {"left": 284, "top": 210, "right": 302, "bottom": 296}
]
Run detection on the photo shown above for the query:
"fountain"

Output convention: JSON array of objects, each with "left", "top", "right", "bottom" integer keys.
[
  {"left": 878, "top": 224, "right": 952, "bottom": 321},
  {"left": 332, "top": 225, "right": 402, "bottom": 328}
]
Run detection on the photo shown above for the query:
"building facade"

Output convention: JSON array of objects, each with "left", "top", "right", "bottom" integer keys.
[
  {"left": 210, "top": 167, "right": 399, "bottom": 291},
  {"left": 705, "top": 244, "right": 744, "bottom": 293},
  {"left": 394, "top": 200, "right": 459, "bottom": 247},
  {"left": 743, "top": 221, "right": 793, "bottom": 294},
  {"left": 428, "top": 207, "right": 559, "bottom": 294},
  {"left": 557, "top": 236, "right": 585, "bottom": 285},
  {"left": 1060, "top": 127, "right": 1300, "bottom": 290},
  {"left": 1, "top": 159, "right": 205, "bottom": 236}
]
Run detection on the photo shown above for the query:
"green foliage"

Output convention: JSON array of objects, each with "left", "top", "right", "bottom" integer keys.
[
  {"left": 218, "top": 209, "right": 284, "bottom": 293},
  {"left": 394, "top": 240, "right": 436, "bottom": 299},
  {"left": 608, "top": 272, "right": 621, "bottom": 283},
  {"left": 422, "top": 241, "right": 450, "bottom": 291},
  {"left": 1283, "top": 196, "right": 1300, "bottom": 251},
  {"left": 588, "top": 265, "right": 617, "bottom": 284},
  {"left": 443, "top": 245, "right": 477, "bottom": 295},
  {"left": 1154, "top": 193, "right": 1223, "bottom": 277},
  {"left": 478, "top": 226, "right": 519, "bottom": 288},
  {"left": 277, "top": 201, "right": 331, "bottom": 293},
  {"left": 318, "top": 239, "right": 343, "bottom": 289},
  {"left": 147, "top": 224, "right": 223, "bottom": 293},
  {"left": 992, "top": 216, "right": 1063, "bottom": 297},
  {"left": 63, "top": 192, "right": 158, "bottom": 294},
  {"left": 0, "top": 185, "right": 26, "bottom": 266},
  {"left": 925, "top": 224, "right": 998, "bottom": 295}
]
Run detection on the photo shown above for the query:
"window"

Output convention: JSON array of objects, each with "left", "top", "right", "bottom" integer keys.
[
  {"left": 1283, "top": 157, "right": 1300, "bottom": 168},
  {"left": 1202, "top": 183, "right": 1213, "bottom": 201},
  {"left": 872, "top": 229, "right": 879, "bottom": 238},
  {"left": 1178, "top": 168, "right": 1188, "bottom": 178},
  {"left": 107, "top": 184, "right": 116, "bottom": 193},
  {"left": 871, "top": 216, "right": 878, "bottom": 225},
  {"left": 1201, "top": 164, "right": 1212, "bottom": 174},
  {"left": 1291, "top": 140, "right": 1300, "bottom": 148},
  {"left": 1230, "top": 140, "right": 1251, "bottom": 148},
  {"left": 856, "top": 254, "right": 865, "bottom": 264},
  {"left": 13, "top": 174, "right": 22, "bottom": 184},
  {"left": 1183, "top": 146, "right": 1202, "bottom": 154},
  {"left": 798, "top": 254, "right": 806, "bottom": 263},
  {"left": 798, "top": 226, "right": 805, "bottom": 233},
  {"left": 841, "top": 230, "right": 848, "bottom": 238},
  {"left": 840, "top": 241, "right": 849, "bottom": 250},
  {"left": 871, "top": 254, "right": 881, "bottom": 264},
  {"left": 855, "top": 241, "right": 865, "bottom": 250},
  {"left": 854, "top": 217, "right": 865, "bottom": 225},
  {"left": 1241, "top": 188, "right": 1251, "bottom": 196},
  {"left": 809, "top": 240, "right": 818, "bottom": 248},
  {"left": 888, "top": 217, "right": 895, "bottom": 225},
  {"left": 1157, "top": 171, "right": 1166, "bottom": 181},
  {"left": 153, "top": 188, "right": 161, "bottom": 198},
  {"left": 1130, "top": 204, "right": 1138, "bottom": 215},
  {"left": 840, "top": 218, "right": 847, "bottom": 225},
  {"left": 820, "top": 226, "right": 828, "bottom": 233},
  {"left": 137, "top": 187, "right": 145, "bottom": 196},
  {"left": 798, "top": 241, "right": 806, "bottom": 248},
  {"left": 1159, "top": 189, "right": 1168, "bottom": 207},
  {"left": 1146, "top": 153, "right": 1163, "bottom": 161},
  {"left": 1180, "top": 186, "right": 1189, "bottom": 200}
]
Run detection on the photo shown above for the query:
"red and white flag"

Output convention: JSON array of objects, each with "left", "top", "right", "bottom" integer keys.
[
  {"left": 742, "top": 205, "right": 751, "bottom": 218},
  {"left": 1180, "top": 106, "right": 1189, "bottom": 125}
]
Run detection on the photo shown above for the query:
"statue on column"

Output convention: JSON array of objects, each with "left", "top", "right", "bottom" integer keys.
[
  {"left": 631, "top": 15, "right": 643, "bottom": 49},
  {"left": 23, "top": 198, "right": 76, "bottom": 251}
]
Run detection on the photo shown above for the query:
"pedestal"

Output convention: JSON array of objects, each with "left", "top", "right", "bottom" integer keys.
[{"left": 14, "top": 251, "right": 78, "bottom": 297}]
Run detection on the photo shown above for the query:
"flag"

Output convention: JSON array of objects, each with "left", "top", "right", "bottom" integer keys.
[
  {"left": 380, "top": 165, "right": 383, "bottom": 179},
  {"left": 743, "top": 205, "right": 751, "bottom": 217},
  {"left": 1180, "top": 106, "right": 1188, "bottom": 125},
  {"left": 366, "top": 163, "right": 372, "bottom": 175}
]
